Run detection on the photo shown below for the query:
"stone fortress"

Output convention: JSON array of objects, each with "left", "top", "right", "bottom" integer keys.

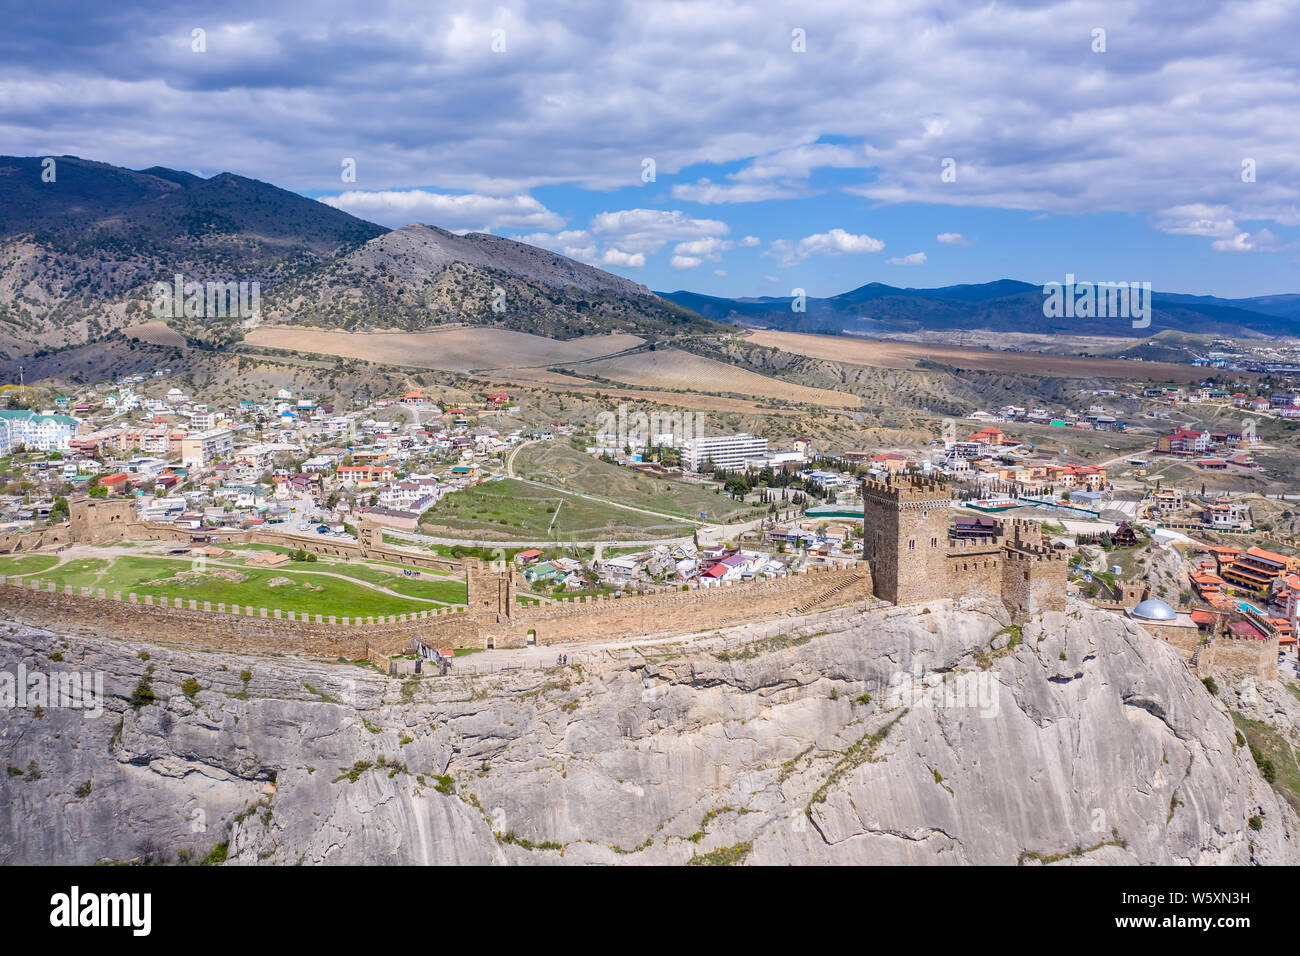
[
  {"left": 860, "top": 473, "right": 1068, "bottom": 620},
  {"left": 6, "top": 477, "right": 1068, "bottom": 659}
]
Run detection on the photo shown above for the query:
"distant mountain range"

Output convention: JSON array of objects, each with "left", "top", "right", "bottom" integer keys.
[
  {"left": 0, "top": 156, "right": 706, "bottom": 358},
  {"left": 660, "top": 281, "right": 1300, "bottom": 339},
  {"left": 1, "top": 155, "right": 1296, "bottom": 363}
]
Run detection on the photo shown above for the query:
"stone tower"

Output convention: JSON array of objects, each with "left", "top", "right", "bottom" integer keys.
[
  {"left": 69, "top": 496, "right": 138, "bottom": 545},
  {"left": 861, "top": 474, "right": 953, "bottom": 605},
  {"left": 463, "top": 557, "right": 516, "bottom": 623}
]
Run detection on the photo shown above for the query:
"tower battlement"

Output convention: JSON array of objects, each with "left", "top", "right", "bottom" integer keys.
[
  {"left": 860, "top": 473, "right": 952, "bottom": 505},
  {"left": 860, "top": 476, "right": 1068, "bottom": 620}
]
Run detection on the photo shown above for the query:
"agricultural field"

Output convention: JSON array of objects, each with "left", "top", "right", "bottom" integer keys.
[
  {"left": 244, "top": 326, "right": 643, "bottom": 372},
  {"left": 418, "top": 477, "right": 697, "bottom": 541},
  {"left": 746, "top": 329, "right": 1226, "bottom": 384},
  {"left": 484, "top": 368, "right": 807, "bottom": 415},
  {"left": 579, "top": 347, "right": 859, "bottom": 407},
  {"left": 123, "top": 320, "right": 187, "bottom": 347},
  {"left": 515, "top": 441, "right": 766, "bottom": 524},
  {"left": 18, "top": 550, "right": 466, "bottom": 617}
]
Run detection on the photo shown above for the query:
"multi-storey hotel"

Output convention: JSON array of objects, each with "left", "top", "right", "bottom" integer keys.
[{"left": 681, "top": 432, "right": 769, "bottom": 471}]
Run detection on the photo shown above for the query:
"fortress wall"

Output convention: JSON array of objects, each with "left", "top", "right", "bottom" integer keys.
[
  {"left": 945, "top": 551, "right": 1005, "bottom": 603},
  {"left": 1200, "top": 634, "right": 1279, "bottom": 683},
  {"left": 0, "top": 562, "right": 874, "bottom": 657},
  {"left": 0, "top": 580, "right": 479, "bottom": 658},
  {"left": 483, "top": 565, "right": 875, "bottom": 647},
  {"left": 1000, "top": 547, "right": 1069, "bottom": 621}
]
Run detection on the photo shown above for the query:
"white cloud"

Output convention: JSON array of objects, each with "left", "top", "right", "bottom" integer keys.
[
  {"left": 1153, "top": 204, "right": 1239, "bottom": 238},
  {"left": 671, "top": 180, "right": 805, "bottom": 204},
  {"left": 1210, "top": 229, "right": 1283, "bottom": 253},
  {"left": 765, "top": 228, "right": 885, "bottom": 267},
  {"left": 936, "top": 232, "right": 971, "bottom": 246},
  {"left": 670, "top": 255, "right": 703, "bottom": 269},
  {"left": 601, "top": 248, "right": 646, "bottom": 268},
  {"left": 1155, "top": 205, "right": 1287, "bottom": 253},
  {"left": 672, "top": 144, "right": 865, "bottom": 204},
  {"left": 887, "top": 252, "right": 927, "bottom": 265},
  {"left": 319, "top": 189, "right": 564, "bottom": 232},
  {"left": 589, "top": 208, "right": 730, "bottom": 254},
  {"left": 518, "top": 229, "right": 598, "bottom": 262}
]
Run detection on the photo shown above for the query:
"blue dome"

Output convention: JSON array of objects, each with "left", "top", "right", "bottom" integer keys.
[{"left": 1133, "top": 598, "right": 1177, "bottom": 621}]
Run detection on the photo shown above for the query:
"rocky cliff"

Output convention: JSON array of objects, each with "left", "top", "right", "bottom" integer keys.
[{"left": 1, "top": 598, "right": 1294, "bottom": 865}]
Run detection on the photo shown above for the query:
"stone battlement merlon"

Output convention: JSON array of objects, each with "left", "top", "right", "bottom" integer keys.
[{"left": 860, "top": 474, "right": 951, "bottom": 503}]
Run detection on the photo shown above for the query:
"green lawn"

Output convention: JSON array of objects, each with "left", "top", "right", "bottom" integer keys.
[
  {"left": 0, "top": 554, "right": 60, "bottom": 577},
  {"left": 516, "top": 442, "right": 765, "bottom": 523},
  {"left": 318, "top": 562, "right": 467, "bottom": 603},
  {"left": 225, "top": 542, "right": 301, "bottom": 556},
  {"left": 419, "top": 477, "right": 696, "bottom": 541},
  {"left": 26, "top": 555, "right": 441, "bottom": 619}
]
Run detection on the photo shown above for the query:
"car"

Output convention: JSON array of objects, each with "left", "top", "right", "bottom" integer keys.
[{"left": 316, "top": 525, "right": 330, "bottom": 535}]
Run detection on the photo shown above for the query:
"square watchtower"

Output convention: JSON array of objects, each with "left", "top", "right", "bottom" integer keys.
[{"left": 861, "top": 474, "right": 954, "bottom": 605}]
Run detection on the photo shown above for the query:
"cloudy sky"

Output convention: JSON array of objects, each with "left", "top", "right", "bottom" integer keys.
[{"left": 4, "top": 0, "right": 1298, "bottom": 297}]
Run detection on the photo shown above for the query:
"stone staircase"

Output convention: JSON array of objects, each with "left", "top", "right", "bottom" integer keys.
[{"left": 789, "top": 572, "right": 868, "bottom": 615}]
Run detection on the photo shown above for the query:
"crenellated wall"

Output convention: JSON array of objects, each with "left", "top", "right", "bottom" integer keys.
[
  {"left": 0, "top": 561, "right": 873, "bottom": 656},
  {"left": 860, "top": 476, "right": 1069, "bottom": 622}
]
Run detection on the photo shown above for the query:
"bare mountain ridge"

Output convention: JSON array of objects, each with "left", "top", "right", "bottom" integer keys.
[
  {"left": 0, "top": 155, "right": 386, "bottom": 355},
  {"left": 0, "top": 156, "right": 712, "bottom": 354},
  {"left": 264, "top": 223, "right": 708, "bottom": 340}
]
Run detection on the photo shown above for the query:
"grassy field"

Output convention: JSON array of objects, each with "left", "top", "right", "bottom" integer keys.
[
  {"left": 24, "top": 554, "right": 450, "bottom": 618},
  {"left": 516, "top": 442, "right": 766, "bottom": 524},
  {"left": 317, "top": 562, "right": 466, "bottom": 602},
  {"left": 419, "top": 477, "right": 696, "bottom": 541},
  {"left": 0, "top": 554, "right": 60, "bottom": 577}
]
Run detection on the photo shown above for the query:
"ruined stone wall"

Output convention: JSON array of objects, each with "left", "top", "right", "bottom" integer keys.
[
  {"left": 944, "top": 538, "right": 1005, "bottom": 603},
  {"left": 68, "top": 497, "right": 142, "bottom": 544},
  {"left": 0, "top": 525, "right": 71, "bottom": 554}
]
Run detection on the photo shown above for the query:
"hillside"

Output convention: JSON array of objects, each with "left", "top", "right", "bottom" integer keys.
[
  {"left": 0, "top": 156, "right": 718, "bottom": 356},
  {"left": 2, "top": 599, "right": 1293, "bottom": 864},
  {"left": 0, "top": 155, "right": 387, "bottom": 354},
  {"left": 662, "top": 280, "right": 1300, "bottom": 339},
  {"left": 263, "top": 223, "right": 714, "bottom": 339}
]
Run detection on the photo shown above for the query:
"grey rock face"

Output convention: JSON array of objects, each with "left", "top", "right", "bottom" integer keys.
[{"left": 0, "top": 599, "right": 1293, "bottom": 865}]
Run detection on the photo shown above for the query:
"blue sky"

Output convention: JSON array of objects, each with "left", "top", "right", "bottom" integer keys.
[{"left": 3, "top": 0, "right": 1298, "bottom": 298}]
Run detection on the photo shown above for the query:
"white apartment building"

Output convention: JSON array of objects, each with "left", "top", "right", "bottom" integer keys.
[
  {"left": 0, "top": 410, "right": 77, "bottom": 451},
  {"left": 681, "top": 433, "right": 769, "bottom": 471},
  {"left": 180, "top": 427, "right": 234, "bottom": 468}
]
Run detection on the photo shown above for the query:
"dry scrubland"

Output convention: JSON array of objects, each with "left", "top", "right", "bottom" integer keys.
[
  {"left": 244, "top": 326, "right": 644, "bottom": 372},
  {"left": 748, "top": 329, "right": 1226, "bottom": 383},
  {"left": 581, "top": 347, "right": 859, "bottom": 407}
]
